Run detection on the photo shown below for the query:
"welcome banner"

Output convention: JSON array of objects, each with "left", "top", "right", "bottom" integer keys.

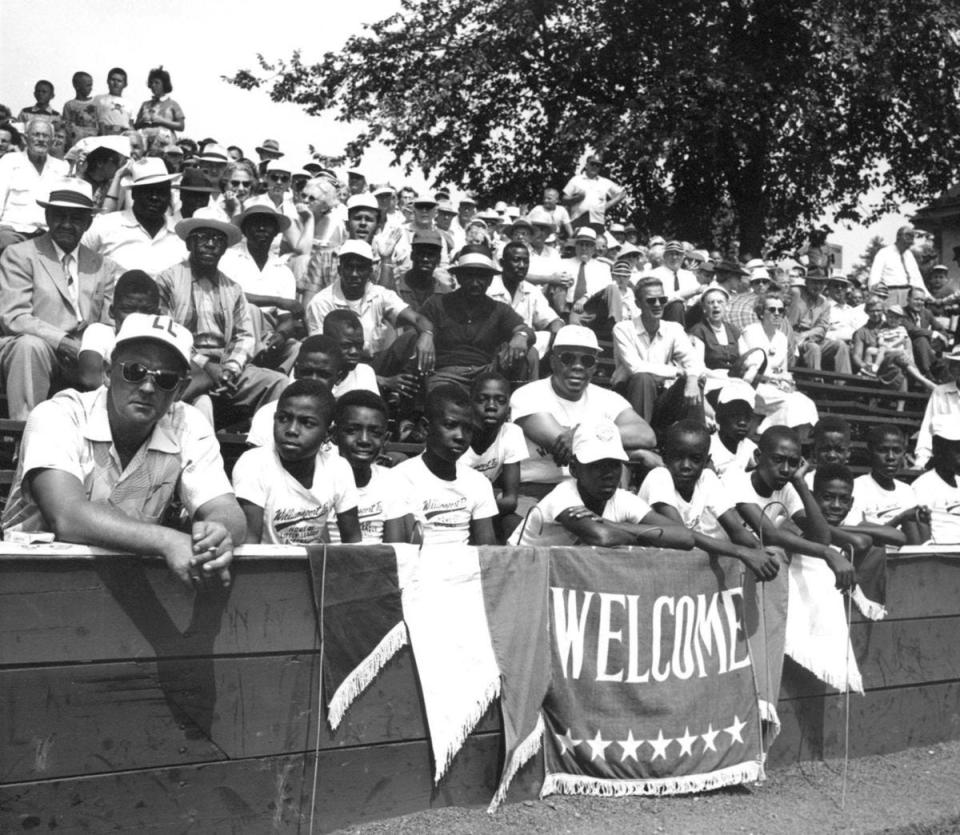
[{"left": 541, "top": 547, "right": 765, "bottom": 797}]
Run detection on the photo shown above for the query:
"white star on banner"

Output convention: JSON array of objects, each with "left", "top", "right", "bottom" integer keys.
[
  {"left": 648, "top": 729, "right": 672, "bottom": 761},
  {"left": 701, "top": 723, "right": 720, "bottom": 752},
  {"left": 676, "top": 726, "right": 697, "bottom": 757},
  {"left": 725, "top": 715, "right": 747, "bottom": 745},
  {"left": 555, "top": 728, "right": 581, "bottom": 756},
  {"left": 586, "top": 730, "right": 611, "bottom": 762},
  {"left": 618, "top": 729, "right": 643, "bottom": 762}
]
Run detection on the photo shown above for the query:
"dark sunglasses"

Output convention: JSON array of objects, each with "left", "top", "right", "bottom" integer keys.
[
  {"left": 119, "top": 362, "right": 183, "bottom": 391},
  {"left": 228, "top": 179, "right": 250, "bottom": 188},
  {"left": 558, "top": 351, "right": 597, "bottom": 369},
  {"left": 765, "top": 306, "right": 785, "bottom": 314},
  {"left": 268, "top": 173, "right": 291, "bottom": 183},
  {"left": 643, "top": 295, "right": 669, "bottom": 306}
]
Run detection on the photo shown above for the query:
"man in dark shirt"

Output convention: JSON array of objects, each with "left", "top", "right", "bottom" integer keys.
[
  {"left": 394, "top": 229, "right": 450, "bottom": 313},
  {"left": 421, "top": 251, "right": 533, "bottom": 390}
]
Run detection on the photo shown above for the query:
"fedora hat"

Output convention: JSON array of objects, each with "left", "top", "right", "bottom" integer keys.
[
  {"left": 37, "top": 178, "right": 97, "bottom": 211},
  {"left": 255, "top": 138, "right": 284, "bottom": 157},
  {"left": 175, "top": 217, "right": 242, "bottom": 247},
  {"left": 235, "top": 202, "right": 291, "bottom": 234},
  {"left": 449, "top": 251, "right": 501, "bottom": 275},
  {"left": 122, "top": 158, "right": 180, "bottom": 188},
  {"left": 173, "top": 168, "right": 219, "bottom": 193}
]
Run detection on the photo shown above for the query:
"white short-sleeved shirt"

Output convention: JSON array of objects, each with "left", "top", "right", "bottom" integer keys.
[
  {"left": 81, "top": 210, "right": 187, "bottom": 277},
  {"left": 852, "top": 473, "right": 916, "bottom": 526},
  {"left": 510, "top": 477, "right": 651, "bottom": 546},
  {"left": 305, "top": 280, "right": 407, "bottom": 355},
  {"left": 246, "top": 364, "right": 379, "bottom": 447},
  {"left": 911, "top": 470, "right": 960, "bottom": 544},
  {"left": 723, "top": 468, "right": 804, "bottom": 527},
  {"left": 326, "top": 462, "right": 388, "bottom": 544},
  {"left": 710, "top": 434, "right": 757, "bottom": 479},
  {"left": 639, "top": 466, "right": 732, "bottom": 541},
  {"left": 219, "top": 246, "right": 297, "bottom": 316},
  {"left": 562, "top": 174, "right": 624, "bottom": 224},
  {"left": 232, "top": 445, "right": 358, "bottom": 545},
  {"left": 510, "top": 379, "right": 631, "bottom": 483},
  {"left": 381, "top": 455, "right": 498, "bottom": 546},
  {"left": 1, "top": 388, "right": 232, "bottom": 533},
  {"left": 459, "top": 422, "right": 528, "bottom": 483},
  {"left": 79, "top": 322, "right": 116, "bottom": 359}
]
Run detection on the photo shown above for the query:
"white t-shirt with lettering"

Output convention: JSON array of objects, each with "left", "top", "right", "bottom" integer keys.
[
  {"left": 326, "top": 462, "right": 389, "bottom": 544},
  {"left": 232, "top": 446, "right": 358, "bottom": 545},
  {"left": 510, "top": 378, "right": 631, "bottom": 484},
  {"left": 908, "top": 470, "right": 960, "bottom": 544},
  {"left": 639, "top": 466, "right": 732, "bottom": 541},
  {"left": 510, "top": 477, "right": 651, "bottom": 546},
  {"left": 382, "top": 455, "right": 498, "bottom": 546},
  {"left": 459, "top": 422, "right": 528, "bottom": 483},
  {"left": 852, "top": 473, "right": 916, "bottom": 526}
]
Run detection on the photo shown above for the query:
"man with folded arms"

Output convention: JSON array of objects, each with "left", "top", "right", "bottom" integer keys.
[{"left": 2, "top": 313, "right": 245, "bottom": 587}]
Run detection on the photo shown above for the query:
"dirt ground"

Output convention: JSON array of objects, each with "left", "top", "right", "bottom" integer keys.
[{"left": 335, "top": 741, "right": 960, "bottom": 834}]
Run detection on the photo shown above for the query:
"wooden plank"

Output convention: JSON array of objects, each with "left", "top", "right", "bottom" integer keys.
[
  {"left": 0, "top": 647, "right": 502, "bottom": 783},
  {"left": 0, "top": 732, "right": 541, "bottom": 834},
  {"left": 778, "top": 616, "right": 960, "bottom": 700},
  {"left": 770, "top": 680, "right": 960, "bottom": 768}
]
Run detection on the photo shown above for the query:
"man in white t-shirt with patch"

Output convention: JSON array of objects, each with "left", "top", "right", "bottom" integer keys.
[{"left": 510, "top": 325, "right": 656, "bottom": 498}]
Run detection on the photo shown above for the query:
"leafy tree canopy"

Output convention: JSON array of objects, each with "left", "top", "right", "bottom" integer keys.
[{"left": 226, "top": 0, "right": 960, "bottom": 252}]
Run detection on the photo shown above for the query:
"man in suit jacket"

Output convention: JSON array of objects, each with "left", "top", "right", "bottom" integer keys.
[{"left": 0, "top": 180, "right": 117, "bottom": 419}]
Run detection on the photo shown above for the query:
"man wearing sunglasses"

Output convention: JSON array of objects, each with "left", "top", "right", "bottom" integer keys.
[
  {"left": 511, "top": 324, "right": 656, "bottom": 498},
  {"left": 2, "top": 313, "right": 246, "bottom": 589},
  {"left": 612, "top": 277, "right": 705, "bottom": 433},
  {"left": 156, "top": 217, "right": 288, "bottom": 428}
]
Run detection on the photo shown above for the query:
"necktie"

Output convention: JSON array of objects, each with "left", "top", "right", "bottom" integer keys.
[
  {"left": 62, "top": 253, "right": 79, "bottom": 311},
  {"left": 574, "top": 261, "right": 587, "bottom": 301}
]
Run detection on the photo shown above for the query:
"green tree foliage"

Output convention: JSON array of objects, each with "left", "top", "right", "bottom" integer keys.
[{"left": 226, "top": 0, "right": 960, "bottom": 251}]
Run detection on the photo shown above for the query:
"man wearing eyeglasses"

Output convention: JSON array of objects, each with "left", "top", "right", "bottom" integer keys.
[
  {"left": 511, "top": 324, "right": 656, "bottom": 498},
  {"left": 611, "top": 277, "right": 706, "bottom": 433},
  {"left": 2, "top": 313, "right": 246, "bottom": 588},
  {"left": 155, "top": 217, "right": 288, "bottom": 428}
]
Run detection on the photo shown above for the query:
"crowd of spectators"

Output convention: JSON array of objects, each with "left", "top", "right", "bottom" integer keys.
[{"left": 1, "top": 68, "right": 959, "bottom": 589}]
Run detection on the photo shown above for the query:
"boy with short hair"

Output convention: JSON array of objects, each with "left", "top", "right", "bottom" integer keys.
[
  {"left": 803, "top": 415, "right": 852, "bottom": 487},
  {"left": 510, "top": 418, "right": 696, "bottom": 550},
  {"left": 61, "top": 71, "right": 98, "bottom": 145},
  {"left": 232, "top": 379, "right": 361, "bottom": 545},
  {"left": 709, "top": 379, "right": 758, "bottom": 478},
  {"left": 246, "top": 336, "right": 347, "bottom": 447},
  {"left": 329, "top": 390, "right": 392, "bottom": 543},
  {"left": 724, "top": 425, "right": 855, "bottom": 588},
  {"left": 639, "top": 420, "right": 779, "bottom": 579},
  {"left": 910, "top": 416, "right": 960, "bottom": 544},
  {"left": 322, "top": 309, "right": 380, "bottom": 396},
  {"left": 853, "top": 425, "right": 927, "bottom": 543},
  {"left": 383, "top": 384, "right": 499, "bottom": 546}
]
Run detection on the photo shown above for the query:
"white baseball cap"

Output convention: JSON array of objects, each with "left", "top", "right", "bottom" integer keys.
[
  {"left": 346, "top": 193, "right": 380, "bottom": 213},
  {"left": 112, "top": 313, "right": 192, "bottom": 368},
  {"left": 575, "top": 227, "right": 598, "bottom": 242},
  {"left": 338, "top": 239, "right": 374, "bottom": 262},
  {"left": 717, "top": 378, "right": 757, "bottom": 408},
  {"left": 553, "top": 325, "right": 599, "bottom": 351},
  {"left": 573, "top": 419, "right": 628, "bottom": 464}
]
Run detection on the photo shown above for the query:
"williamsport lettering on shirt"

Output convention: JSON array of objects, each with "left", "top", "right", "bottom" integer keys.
[
  {"left": 273, "top": 504, "right": 332, "bottom": 543},
  {"left": 471, "top": 457, "right": 500, "bottom": 475},
  {"left": 358, "top": 498, "right": 383, "bottom": 535},
  {"left": 422, "top": 497, "right": 469, "bottom": 528}
]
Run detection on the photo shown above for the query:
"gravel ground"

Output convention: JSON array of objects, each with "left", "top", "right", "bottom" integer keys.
[{"left": 335, "top": 741, "right": 960, "bottom": 834}]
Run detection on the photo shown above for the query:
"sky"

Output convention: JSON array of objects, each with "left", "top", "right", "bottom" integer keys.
[{"left": 0, "top": 0, "right": 924, "bottom": 267}]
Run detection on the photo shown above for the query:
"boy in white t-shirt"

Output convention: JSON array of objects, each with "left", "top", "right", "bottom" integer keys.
[
  {"left": 640, "top": 420, "right": 779, "bottom": 579},
  {"left": 232, "top": 379, "right": 361, "bottom": 545},
  {"left": 724, "top": 425, "right": 855, "bottom": 589},
  {"left": 383, "top": 384, "right": 498, "bottom": 546},
  {"left": 460, "top": 372, "right": 528, "bottom": 539},
  {"left": 910, "top": 416, "right": 960, "bottom": 544},
  {"left": 322, "top": 309, "right": 381, "bottom": 397},
  {"left": 512, "top": 419, "right": 695, "bottom": 549},
  {"left": 853, "top": 425, "right": 928, "bottom": 543},
  {"left": 709, "top": 380, "right": 758, "bottom": 479},
  {"left": 328, "top": 390, "right": 392, "bottom": 544}
]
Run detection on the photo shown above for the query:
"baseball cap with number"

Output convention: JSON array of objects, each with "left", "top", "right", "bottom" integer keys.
[{"left": 112, "top": 313, "right": 193, "bottom": 369}]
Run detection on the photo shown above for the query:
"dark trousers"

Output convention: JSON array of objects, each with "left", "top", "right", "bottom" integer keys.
[{"left": 621, "top": 373, "right": 704, "bottom": 436}]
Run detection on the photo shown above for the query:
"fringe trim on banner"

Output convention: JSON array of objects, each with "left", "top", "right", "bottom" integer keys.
[
  {"left": 540, "top": 759, "right": 765, "bottom": 799},
  {"left": 759, "top": 698, "right": 781, "bottom": 741},
  {"left": 434, "top": 676, "right": 501, "bottom": 784},
  {"left": 327, "top": 621, "right": 409, "bottom": 730},
  {"left": 851, "top": 586, "right": 886, "bottom": 621},
  {"left": 787, "top": 645, "right": 864, "bottom": 694},
  {"left": 487, "top": 714, "right": 545, "bottom": 813}
]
